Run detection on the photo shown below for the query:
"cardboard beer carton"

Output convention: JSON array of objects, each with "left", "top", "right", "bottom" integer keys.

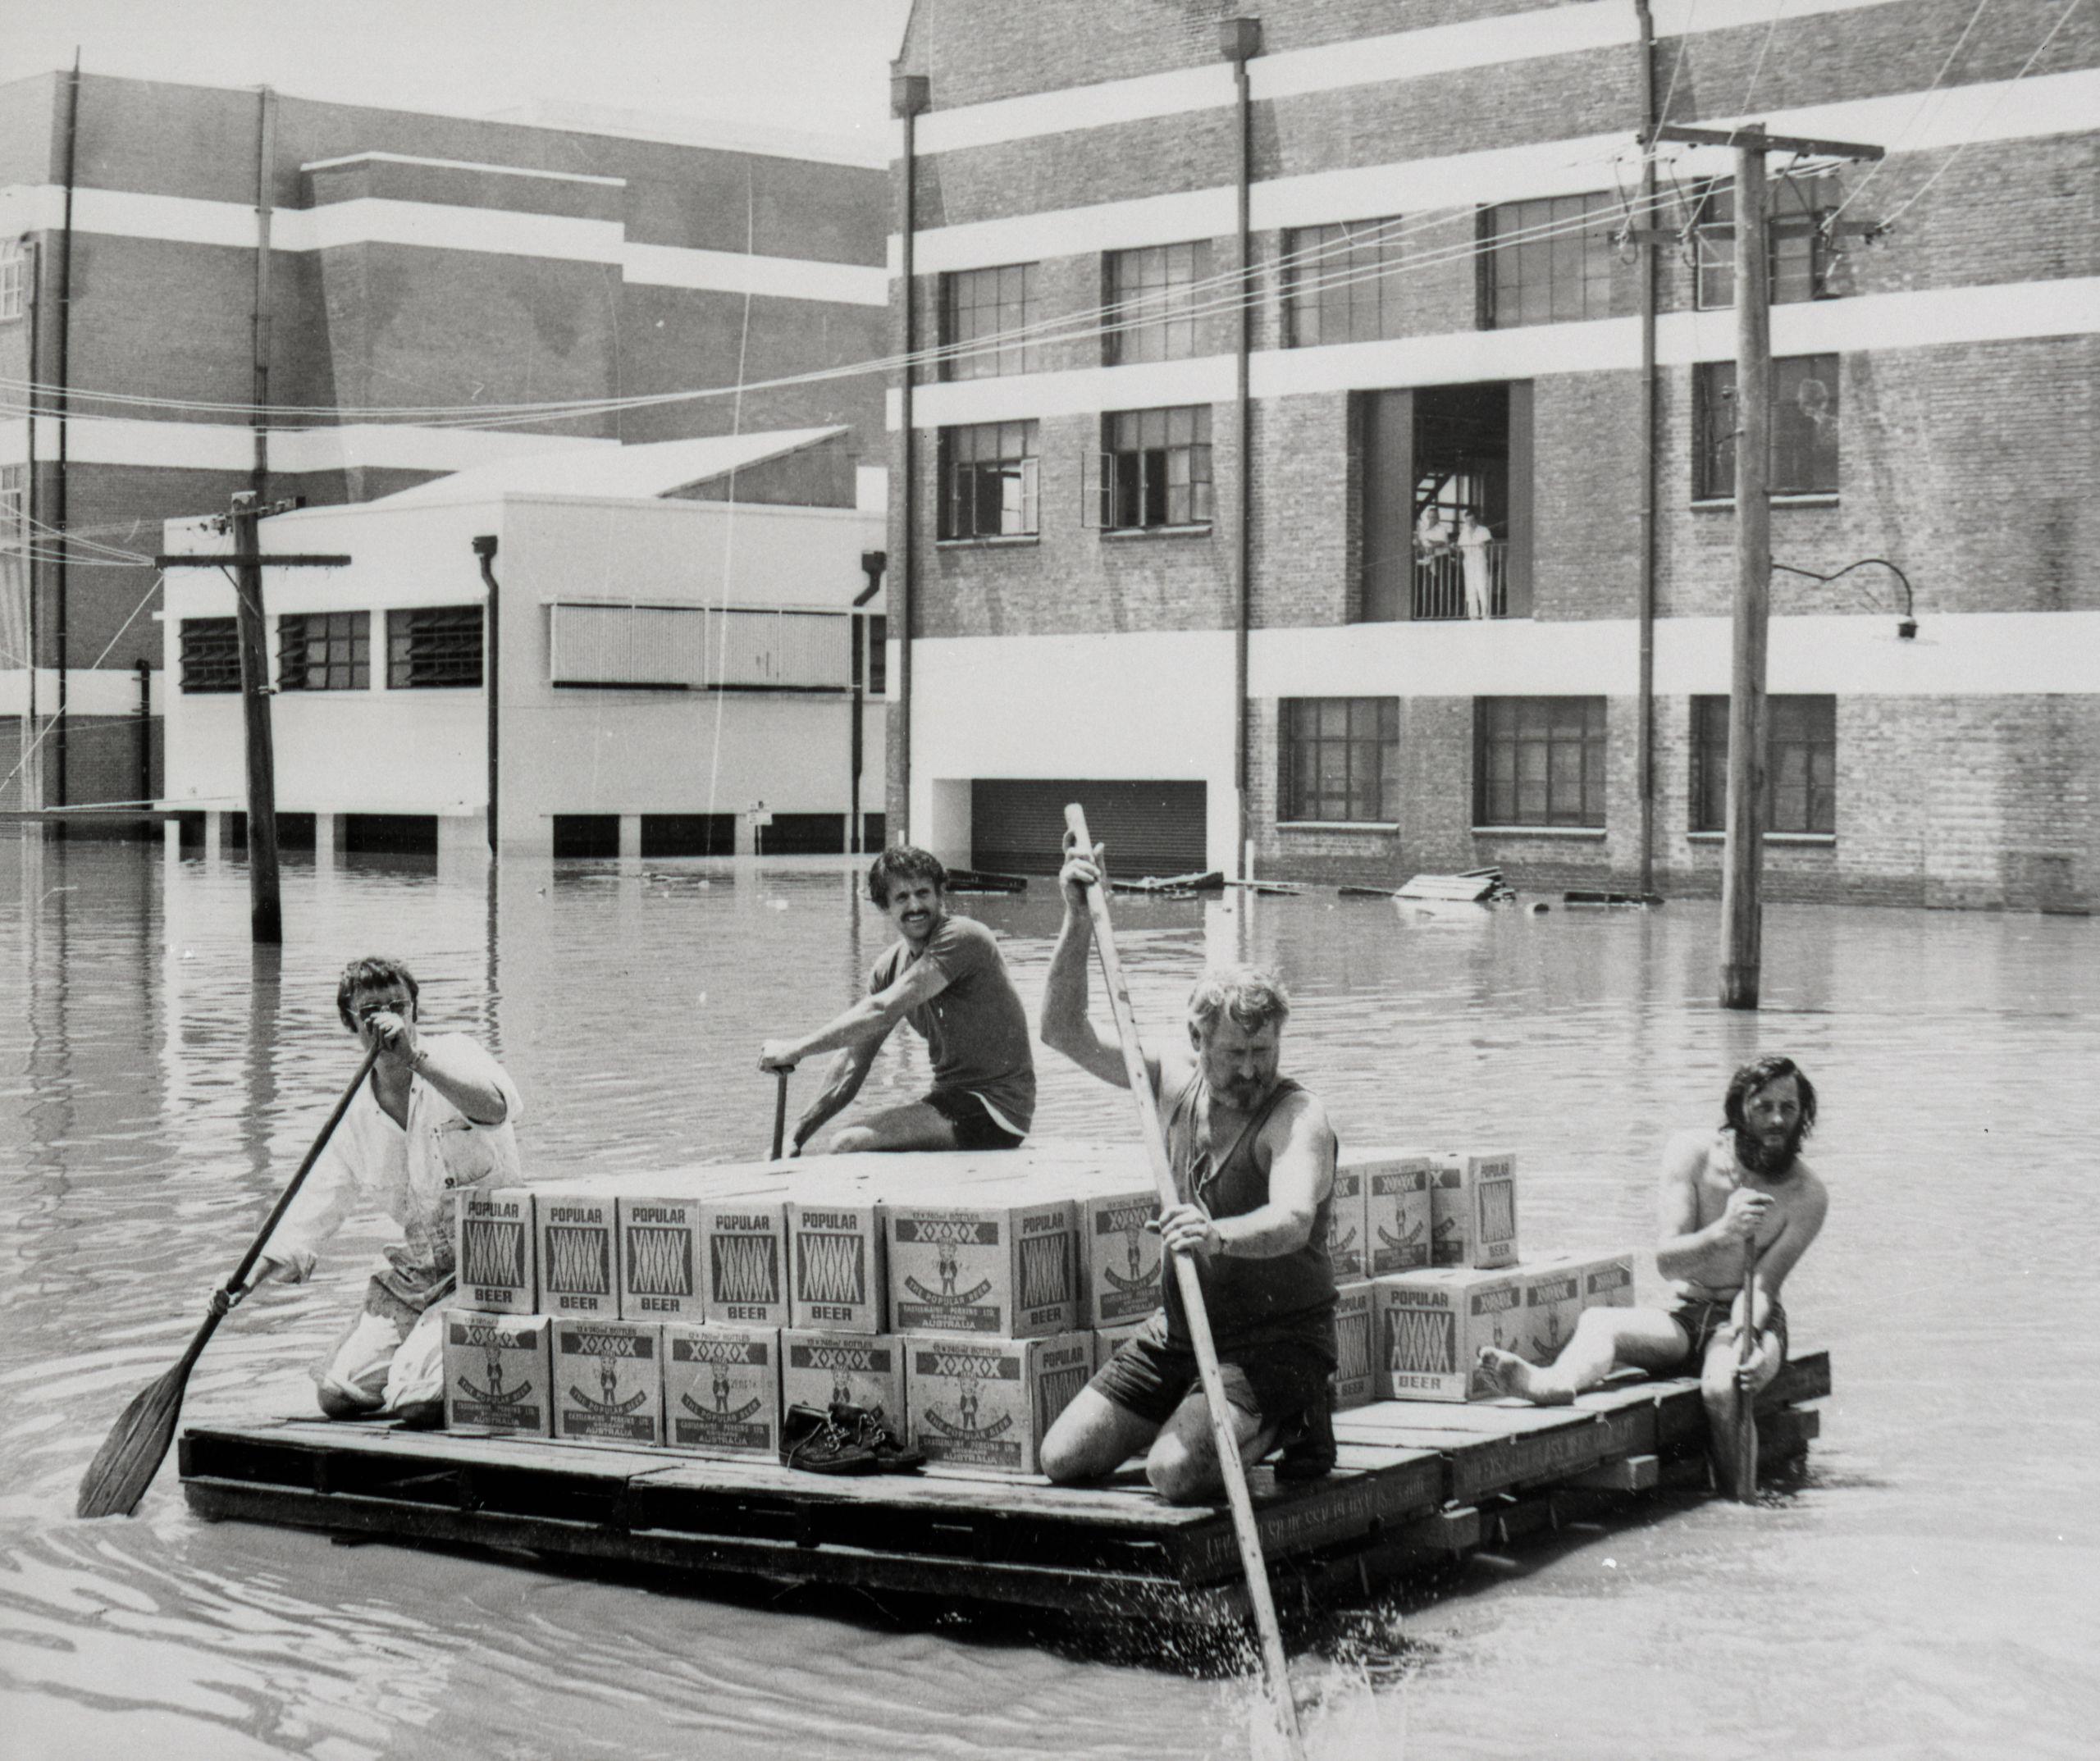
[
  {"left": 551, "top": 1317, "right": 664, "bottom": 1445},
  {"left": 1573, "top": 1249, "right": 1636, "bottom": 1313},
  {"left": 662, "top": 1323, "right": 780, "bottom": 1457},
  {"left": 1075, "top": 1188, "right": 1162, "bottom": 1329},
  {"left": 442, "top": 1309, "right": 552, "bottom": 1436},
  {"left": 1428, "top": 1150, "right": 1519, "bottom": 1269},
  {"left": 616, "top": 1193, "right": 705, "bottom": 1322},
  {"left": 779, "top": 1328, "right": 907, "bottom": 1422},
  {"left": 1326, "top": 1161, "right": 1367, "bottom": 1282},
  {"left": 1518, "top": 1257, "right": 1585, "bottom": 1367},
  {"left": 786, "top": 1193, "right": 888, "bottom": 1334},
  {"left": 1358, "top": 1151, "right": 1434, "bottom": 1276},
  {"left": 902, "top": 1330, "right": 1093, "bottom": 1475},
  {"left": 1372, "top": 1266, "right": 1525, "bottom": 1402},
  {"left": 454, "top": 1188, "right": 536, "bottom": 1313},
  {"left": 886, "top": 1194, "right": 1077, "bottom": 1339},
  {"left": 536, "top": 1188, "right": 619, "bottom": 1318},
  {"left": 1092, "top": 1314, "right": 1157, "bottom": 1372},
  {"left": 701, "top": 1199, "right": 791, "bottom": 1328},
  {"left": 1332, "top": 1279, "right": 1376, "bottom": 1410}
]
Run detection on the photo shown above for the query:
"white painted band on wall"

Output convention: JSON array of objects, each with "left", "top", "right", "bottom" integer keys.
[
  {"left": 301, "top": 150, "right": 628, "bottom": 187},
  {"left": 622, "top": 242, "right": 889, "bottom": 306},
  {"left": 24, "top": 415, "right": 618, "bottom": 477}
]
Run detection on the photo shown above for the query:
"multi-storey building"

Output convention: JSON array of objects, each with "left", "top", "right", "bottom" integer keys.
[
  {"left": 885, "top": 0, "right": 2098, "bottom": 909},
  {"left": 0, "top": 72, "right": 888, "bottom": 814}
]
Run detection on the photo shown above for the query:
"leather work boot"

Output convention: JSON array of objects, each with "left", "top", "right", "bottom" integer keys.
[
  {"left": 780, "top": 1403, "right": 881, "bottom": 1474},
  {"left": 1271, "top": 1390, "right": 1336, "bottom": 1481},
  {"left": 833, "top": 1401, "right": 925, "bottom": 1473}
]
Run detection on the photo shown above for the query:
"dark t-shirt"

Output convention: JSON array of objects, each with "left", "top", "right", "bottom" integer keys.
[{"left": 868, "top": 913, "right": 1036, "bottom": 1135}]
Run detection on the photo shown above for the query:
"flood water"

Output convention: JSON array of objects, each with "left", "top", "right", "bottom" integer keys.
[{"left": 2, "top": 833, "right": 2093, "bottom": 1760}]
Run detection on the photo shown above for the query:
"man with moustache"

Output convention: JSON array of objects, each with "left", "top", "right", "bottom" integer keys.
[
  {"left": 1035, "top": 838, "right": 1339, "bottom": 1503},
  {"left": 1478, "top": 1054, "right": 1828, "bottom": 1495},
  {"left": 760, "top": 846, "right": 1034, "bottom": 1154}
]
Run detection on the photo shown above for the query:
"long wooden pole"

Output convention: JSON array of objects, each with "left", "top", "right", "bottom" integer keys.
[
  {"left": 1719, "top": 134, "right": 1771, "bottom": 1010},
  {"left": 1064, "top": 804, "right": 1303, "bottom": 1757},
  {"left": 1733, "top": 1232, "right": 1763, "bottom": 1501},
  {"left": 231, "top": 494, "right": 283, "bottom": 943}
]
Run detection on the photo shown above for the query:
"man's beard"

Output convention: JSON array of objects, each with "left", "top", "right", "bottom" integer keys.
[{"left": 1734, "top": 1120, "right": 1806, "bottom": 1178}]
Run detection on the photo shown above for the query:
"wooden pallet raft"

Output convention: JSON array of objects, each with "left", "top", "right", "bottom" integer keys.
[{"left": 177, "top": 1353, "right": 1824, "bottom": 1624}]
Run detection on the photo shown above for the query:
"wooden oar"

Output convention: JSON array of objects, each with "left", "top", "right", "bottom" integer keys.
[
  {"left": 1064, "top": 805, "right": 1305, "bottom": 1758},
  {"left": 1733, "top": 1230, "right": 1763, "bottom": 1503},
  {"left": 76, "top": 1041, "right": 381, "bottom": 1519},
  {"left": 770, "top": 1069, "right": 791, "bottom": 1160}
]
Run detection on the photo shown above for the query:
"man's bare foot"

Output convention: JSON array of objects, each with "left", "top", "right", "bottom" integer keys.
[{"left": 1476, "top": 1346, "right": 1573, "bottom": 1405}]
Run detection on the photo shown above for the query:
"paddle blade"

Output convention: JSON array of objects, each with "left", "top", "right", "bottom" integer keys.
[
  {"left": 1733, "top": 1406, "right": 1759, "bottom": 1503},
  {"left": 75, "top": 1362, "right": 189, "bottom": 1519}
]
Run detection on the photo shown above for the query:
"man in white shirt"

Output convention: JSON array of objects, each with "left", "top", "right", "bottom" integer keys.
[{"left": 235, "top": 956, "right": 522, "bottom": 1426}]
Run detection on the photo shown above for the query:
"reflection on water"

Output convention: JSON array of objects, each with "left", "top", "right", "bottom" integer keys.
[{"left": 2, "top": 834, "right": 2095, "bottom": 1759}]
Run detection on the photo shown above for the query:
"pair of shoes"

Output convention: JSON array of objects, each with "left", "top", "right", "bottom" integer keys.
[
  {"left": 833, "top": 1401, "right": 924, "bottom": 1473},
  {"left": 781, "top": 1403, "right": 881, "bottom": 1474},
  {"left": 1271, "top": 1390, "right": 1335, "bottom": 1482}
]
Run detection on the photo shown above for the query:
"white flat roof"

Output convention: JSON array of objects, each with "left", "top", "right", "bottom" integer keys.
[{"left": 372, "top": 427, "right": 851, "bottom": 506}]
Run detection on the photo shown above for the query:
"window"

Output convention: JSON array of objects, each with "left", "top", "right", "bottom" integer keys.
[
  {"left": 1481, "top": 194, "right": 1615, "bottom": 327},
  {"left": 0, "top": 241, "right": 25, "bottom": 322},
  {"left": 387, "top": 604, "right": 483, "bottom": 688},
  {"left": 1691, "top": 696, "right": 1835, "bottom": 835},
  {"left": 1285, "top": 218, "right": 1404, "bottom": 346},
  {"left": 938, "top": 421, "right": 1039, "bottom": 540},
  {"left": 1476, "top": 696, "right": 1607, "bottom": 828},
  {"left": 0, "top": 462, "right": 25, "bottom": 544},
  {"left": 277, "top": 611, "right": 369, "bottom": 691},
  {"left": 857, "top": 613, "right": 888, "bottom": 696},
  {"left": 179, "top": 617, "right": 242, "bottom": 693},
  {"left": 1695, "top": 175, "right": 1834, "bottom": 310},
  {"left": 1280, "top": 698, "right": 1399, "bottom": 823},
  {"left": 940, "top": 263, "right": 1039, "bottom": 380},
  {"left": 1693, "top": 354, "right": 1839, "bottom": 500},
  {"left": 1101, "top": 405, "right": 1212, "bottom": 530},
  {"left": 1104, "top": 242, "right": 1206, "bottom": 365}
]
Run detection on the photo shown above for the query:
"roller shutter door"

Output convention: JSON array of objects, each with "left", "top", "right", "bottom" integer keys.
[{"left": 970, "top": 780, "right": 1208, "bottom": 878}]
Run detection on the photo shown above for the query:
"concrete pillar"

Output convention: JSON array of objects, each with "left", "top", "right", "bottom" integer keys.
[
  {"left": 207, "top": 811, "right": 228, "bottom": 860},
  {"left": 314, "top": 812, "right": 338, "bottom": 864},
  {"left": 619, "top": 814, "right": 641, "bottom": 860}
]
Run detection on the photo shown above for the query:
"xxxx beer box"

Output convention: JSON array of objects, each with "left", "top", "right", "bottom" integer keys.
[
  {"left": 1326, "top": 1161, "right": 1367, "bottom": 1283},
  {"left": 615, "top": 1193, "right": 704, "bottom": 1323},
  {"left": 661, "top": 1323, "right": 781, "bottom": 1457},
  {"left": 1428, "top": 1150, "right": 1519, "bottom": 1270},
  {"left": 886, "top": 1195, "right": 1078, "bottom": 1339},
  {"left": 1075, "top": 1188, "right": 1162, "bottom": 1329},
  {"left": 551, "top": 1317, "right": 664, "bottom": 1445},
  {"left": 1372, "top": 1266, "right": 1524, "bottom": 1402},
  {"left": 700, "top": 1199, "right": 791, "bottom": 1328},
  {"left": 1092, "top": 1314, "right": 1157, "bottom": 1372},
  {"left": 442, "top": 1309, "right": 552, "bottom": 1436},
  {"left": 1358, "top": 1151, "right": 1434, "bottom": 1276},
  {"left": 454, "top": 1188, "right": 536, "bottom": 1313},
  {"left": 902, "top": 1331, "right": 1093, "bottom": 1475},
  {"left": 1331, "top": 1280, "right": 1376, "bottom": 1410},
  {"left": 786, "top": 1193, "right": 889, "bottom": 1334},
  {"left": 1518, "top": 1258, "right": 1585, "bottom": 1367},
  {"left": 779, "top": 1328, "right": 906, "bottom": 1423},
  {"left": 536, "top": 1187, "right": 619, "bottom": 1318}
]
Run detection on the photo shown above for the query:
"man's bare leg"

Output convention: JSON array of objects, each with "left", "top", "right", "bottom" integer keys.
[
  {"left": 1143, "top": 1386, "right": 1279, "bottom": 1506},
  {"left": 1478, "top": 1306, "right": 1693, "bottom": 1404},
  {"left": 1701, "top": 1321, "right": 1783, "bottom": 1497},
  {"left": 1039, "top": 1386, "right": 1162, "bottom": 1485},
  {"left": 824, "top": 1101, "right": 961, "bottom": 1154}
]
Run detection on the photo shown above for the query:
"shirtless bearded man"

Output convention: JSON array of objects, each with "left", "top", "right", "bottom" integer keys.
[{"left": 1479, "top": 1055, "right": 1828, "bottom": 1495}]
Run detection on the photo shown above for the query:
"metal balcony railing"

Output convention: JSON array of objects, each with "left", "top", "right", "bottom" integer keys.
[{"left": 1411, "top": 540, "right": 1508, "bottom": 620}]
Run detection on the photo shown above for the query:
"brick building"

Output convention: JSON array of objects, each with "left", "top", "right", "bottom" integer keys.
[
  {"left": 884, "top": 0, "right": 2098, "bottom": 910},
  {"left": 0, "top": 73, "right": 888, "bottom": 814}
]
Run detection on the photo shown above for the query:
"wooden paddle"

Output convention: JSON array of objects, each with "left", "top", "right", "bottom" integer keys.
[
  {"left": 76, "top": 1041, "right": 381, "bottom": 1519},
  {"left": 1733, "top": 1230, "right": 1763, "bottom": 1503},
  {"left": 770, "top": 1068, "right": 791, "bottom": 1160},
  {"left": 1063, "top": 805, "right": 1306, "bottom": 1758}
]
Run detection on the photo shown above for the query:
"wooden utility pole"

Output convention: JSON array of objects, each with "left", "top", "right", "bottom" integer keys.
[
  {"left": 1652, "top": 124, "right": 1882, "bottom": 1009},
  {"left": 157, "top": 504, "right": 348, "bottom": 944}
]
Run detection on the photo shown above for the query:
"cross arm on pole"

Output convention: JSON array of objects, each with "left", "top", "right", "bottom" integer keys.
[
  {"left": 154, "top": 554, "right": 353, "bottom": 568},
  {"left": 1649, "top": 123, "right": 1884, "bottom": 162}
]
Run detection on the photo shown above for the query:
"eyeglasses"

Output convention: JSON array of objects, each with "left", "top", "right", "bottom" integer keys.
[{"left": 354, "top": 998, "right": 413, "bottom": 1023}]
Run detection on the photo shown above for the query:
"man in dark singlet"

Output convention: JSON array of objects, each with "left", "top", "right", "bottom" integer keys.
[
  {"left": 760, "top": 846, "right": 1035, "bottom": 1154},
  {"left": 1035, "top": 838, "right": 1338, "bottom": 1504},
  {"left": 1478, "top": 1055, "right": 1829, "bottom": 1497}
]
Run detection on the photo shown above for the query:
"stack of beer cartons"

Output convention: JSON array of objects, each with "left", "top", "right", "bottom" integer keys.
[
  {"left": 1329, "top": 1147, "right": 1435, "bottom": 1411},
  {"left": 1061, "top": 1149, "right": 1162, "bottom": 1375},
  {"left": 778, "top": 1162, "right": 906, "bottom": 1435},
  {"left": 1515, "top": 1248, "right": 1637, "bottom": 1368},
  {"left": 885, "top": 1152, "right": 1091, "bottom": 1475},
  {"left": 445, "top": 1187, "right": 553, "bottom": 1438},
  {"left": 1367, "top": 1148, "right": 1524, "bottom": 1403}
]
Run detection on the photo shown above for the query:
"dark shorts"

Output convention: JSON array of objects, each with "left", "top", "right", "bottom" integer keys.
[
  {"left": 924, "top": 1087, "right": 1025, "bottom": 1152},
  {"left": 1665, "top": 1295, "right": 1789, "bottom": 1372},
  {"left": 1089, "top": 1312, "right": 1334, "bottom": 1430}
]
